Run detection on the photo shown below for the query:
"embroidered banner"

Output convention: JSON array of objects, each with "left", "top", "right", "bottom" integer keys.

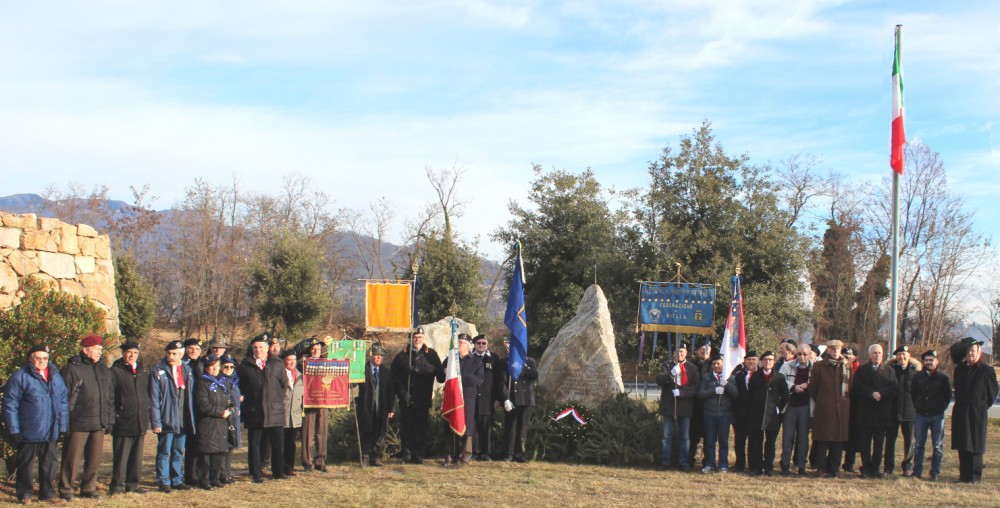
[
  {"left": 365, "top": 280, "right": 413, "bottom": 331},
  {"left": 302, "top": 358, "right": 351, "bottom": 409},
  {"left": 638, "top": 282, "right": 716, "bottom": 334},
  {"left": 327, "top": 339, "right": 368, "bottom": 384}
]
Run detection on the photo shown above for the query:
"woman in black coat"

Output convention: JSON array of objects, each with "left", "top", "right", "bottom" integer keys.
[{"left": 194, "top": 355, "right": 233, "bottom": 490}]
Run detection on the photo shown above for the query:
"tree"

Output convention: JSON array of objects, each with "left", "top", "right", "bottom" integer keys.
[
  {"left": 811, "top": 220, "right": 856, "bottom": 342},
  {"left": 852, "top": 253, "right": 891, "bottom": 350},
  {"left": 249, "top": 232, "right": 327, "bottom": 337},
  {"left": 413, "top": 233, "right": 485, "bottom": 325},
  {"left": 114, "top": 251, "right": 158, "bottom": 340}
]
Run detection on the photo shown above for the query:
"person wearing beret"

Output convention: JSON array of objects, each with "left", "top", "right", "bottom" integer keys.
[
  {"left": 852, "top": 343, "right": 898, "bottom": 479},
  {"left": 886, "top": 344, "right": 919, "bottom": 476},
  {"left": 730, "top": 350, "right": 757, "bottom": 473},
  {"left": 300, "top": 339, "right": 329, "bottom": 471},
  {"left": 950, "top": 337, "right": 999, "bottom": 484},
  {"left": 238, "top": 334, "right": 289, "bottom": 482},
  {"left": 357, "top": 342, "right": 395, "bottom": 467},
  {"left": 655, "top": 343, "right": 701, "bottom": 471},
  {"left": 149, "top": 340, "right": 196, "bottom": 493},
  {"left": 181, "top": 338, "right": 203, "bottom": 486},
  {"left": 2, "top": 345, "right": 69, "bottom": 505},
  {"left": 778, "top": 343, "right": 812, "bottom": 476},
  {"left": 280, "top": 349, "right": 304, "bottom": 476},
  {"left": 697, "top": 355, "right": 738, "bottom": 473},
  {"left": 391, "top": 327, "right": 443, "bottom": 464},
  {"left": 911, "top": 349, "right": 950, "bottom": 481},
  {"left": 471, "top": 334, "right": 500, "bottom": 461},
  {"left": 109, "top": 341, "right": 150, "bottom": 495},
  {"left": 436, "top": 334, "right": 484, "bottom": 466},
  {"left": 687, "top": 337, "right": 712, "bottom": 469},
  {"left": 746, "top": 351, "right": 787, "bottom": 476},
  {"left": 808, "top": 339, "right": 853, "bottom": 478},
  {"left": 498, "top": 337, "right": 538, "bottom": 463},
  {"left": 840, "top": 346, "right": 862, "bottom": 474},
  {"left": 58, "top": 335, "right": 114, "bottom": 502},
  {"left": 219, "top": 354, "right": 241, "bottom": 484},
  {"left": 193, "top": 354, "right": 232, "bottom": 490}
]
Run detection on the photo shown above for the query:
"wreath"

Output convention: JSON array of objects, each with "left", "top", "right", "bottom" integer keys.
[{"left": 549, "top": 404, "right": 592, "bottom": 441}]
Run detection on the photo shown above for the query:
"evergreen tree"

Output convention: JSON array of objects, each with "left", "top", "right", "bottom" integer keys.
[
  {"left": 114, "top": 251, "right": 158, "bottom": 339},
  {"left": 249, "top": 231, "right": 327, "bottom": 337},
  {"left": 811, "top": 221, "right": 856, "bottom": 342}
]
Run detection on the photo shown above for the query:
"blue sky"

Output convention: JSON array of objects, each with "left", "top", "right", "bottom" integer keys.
[{"left": 1, "top": 0, "right": 998, "bottom": 266}]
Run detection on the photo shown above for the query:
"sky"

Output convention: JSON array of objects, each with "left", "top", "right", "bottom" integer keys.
[{"left": 1, "top": 0, "right": 998, "bottom": 267}]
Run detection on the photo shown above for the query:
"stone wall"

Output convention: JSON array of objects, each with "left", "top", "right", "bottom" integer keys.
[{"left": 0, "top": 212, "right": 120, "bottom": 334}]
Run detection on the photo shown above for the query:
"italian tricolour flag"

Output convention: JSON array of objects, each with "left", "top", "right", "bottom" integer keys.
[
  {"left": 891, "top": 26, "right": 905, "bottom": 174},
  {"left": 442, "top": 319, "right": 466, "bottom": 435}
]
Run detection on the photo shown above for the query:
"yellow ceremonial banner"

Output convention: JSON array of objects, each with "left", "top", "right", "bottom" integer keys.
[{"left": 365, "top": 281, "right": 413, "bottom": 331}]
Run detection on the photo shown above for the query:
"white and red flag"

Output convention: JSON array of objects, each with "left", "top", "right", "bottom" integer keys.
[
  {"left": 890, "top": 26, "right": 905, "bottom": 174},
  {"left": 441, "top": 318, "right": 466, "bottom": 435},
  {"left": 721, "top": 274, "right": 746, "bottom": 378}
]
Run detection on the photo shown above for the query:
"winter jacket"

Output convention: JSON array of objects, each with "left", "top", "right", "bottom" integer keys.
[
  {"left": 194, "top": 374, "right": 231, "bottom": 455},
  {"left": 391, "top": 345, "right": 443, "bottom": 410},
  {"left": 110, "top": 358, "right": 150, "bottom": 437},
  {"left": 237, "top": 355, "right": 288, "bottom": 429},
  {"left": 222, "top": 372, "right": 242, "bottom": 449},
  {"left": 808, "top": 356, "right": 853, "bottom": 442},
  {"left": 889, "top": 357, "right": 920, "bottom": 422},
  {"left": 2, "top": 364, "right": 69, "bottom": 442},
  {"left": 356, "top": 360, "right": 395, "bottom": 432},
  {"left": 951, "top": 360, "right": 999, "bottom": 454},
  {"left": 656, "top": 360, "right": 702, "bottom": 418},
  {"left": 472, "top": 351, "right": 501, "bottom": 416},
  {"left": 779, "top": 359, "right": 814, "bottom": 417},
  {"left": 698, "top": 370, "right": 738, "bottom": 417},
  {"left": 61, "top": 353, "right": 115, "bottom": 433},
  {"left": 499, "top": 356, "right": 538, "bottom": 407},
  {"left": 852, "top": 362, "right": 898, "bottom": 428},
  {"left": 747, "top": 369, "right": 788, "bottom": 431},
  {"left": 911, "top": 368, "right": 951, "bottom": 416},
  {"left": 283, "top": 370, "right": 303, "bottom": 429},
  {"left": 148, "top": 359, "right": 196, "bottom": 434}
]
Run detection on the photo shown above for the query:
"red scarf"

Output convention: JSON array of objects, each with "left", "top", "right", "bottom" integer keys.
[
  {"left": 763, "top": 369, "right": 772, "bottom": 384},
  {"left": 679, "top": 362, "right": 688, "bottom": 386},
  {"left": 38, "top": 367, "right": 48, "bottom": 382},
  {"left": 175, "top": 365, "right": 185, "bottom": 390}
]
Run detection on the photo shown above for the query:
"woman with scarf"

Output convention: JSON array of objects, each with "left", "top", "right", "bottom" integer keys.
[
  {"left": 194, "top": 354, "right": 233, "bottom": 490},
  {"left": 219, "top": 355, "right": 241, "bottom": 484}
]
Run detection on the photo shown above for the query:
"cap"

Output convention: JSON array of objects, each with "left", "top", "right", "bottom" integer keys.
[
  {"left": 371, "top": 343, "right": 386, "bottom": 356},
  {"left": 677, "top": 342, "right": 688, "bottom": 351},
  {"left": 280, "top": 349, "right": 297, "bottom": 359},
  {"left": 826, "top": 339, "right": 844, "bottom": 348},
  {"left": 960, "top": 337, "right": 984, "bottom": 347},
  {"left": 709, "top": 354, "right": 723, "bottom": 363},
  {"left": 28, "top": 344, "right": 49, "bottom": 355},
  {"left": 250, "top": 333, "right": 269, "bottom": 344},
  {"left": 781, "top": 338, "right": 797, "bottom": 346},
  {"left": 221, "top": 354, "right": 237, "bottom": 365},
  {"left": 182, "top": 338, "right": 202, "bottom": 348},
  {"left": 893, "top": 345, "right": 909, "bottom": 355},
  {"left": 745, "top": 350, "right": 758, "bottom": 358},
  {"left": 458, "top": 333, "right": 472, "bottom": 341},
  {"left": 921, "top": 349, "right": 938, "bottom": 360},
  {"left": 202, "top": 353, "right": 220, "bottom": 366},
  {"left": 414, "top": 327, "right": 425, "bottom": 335},
  {"left": 81, "top": 334, "right": 103, "bottom": 348},
  {"left": 268, "top": 336, "right": 284, "bottom": 346},
  {"left": 843, "top": 347, "right": 856, "bottom": 356},
  {"left": 695, "top": 337, "right": 711, "bottom": 349},
  {"left": 120, "top": 341, "right": 140, "bottom": 351},
  {"left": 760, "top": 350, "right": 775, "bottom": 359},
  {"left": 165, "top": 340, "right": 184, "bottom": 351}
]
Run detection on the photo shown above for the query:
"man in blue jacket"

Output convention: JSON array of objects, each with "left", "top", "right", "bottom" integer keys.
[
  {"left": 149, "top": 340, "right": 196, "bottom": 493},
  {"left": 3, "top": 344, "right": 69, "bottom": 505}
]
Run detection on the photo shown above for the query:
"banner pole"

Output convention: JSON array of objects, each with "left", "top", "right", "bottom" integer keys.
[{"left": 353, "top": 385, "right": 364, "bottom": 468}]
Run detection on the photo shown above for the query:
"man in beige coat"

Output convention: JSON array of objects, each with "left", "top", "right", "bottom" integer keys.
[
  {"left": 281, "top": 350, "right": 303, "bottom": 477},
  {"left": 808, "top": 339, "right": 853, "bottom": 478}
]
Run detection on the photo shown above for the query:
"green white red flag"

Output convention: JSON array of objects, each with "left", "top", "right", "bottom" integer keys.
[
  {"left": 891, "top": 26, "right": 905, "bottom": 174},
  {"left": 441, "top": 318, "right": 465, "bottom": 435}
]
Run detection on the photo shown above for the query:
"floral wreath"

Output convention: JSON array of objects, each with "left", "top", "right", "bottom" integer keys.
[{"left": 549, "top": 404, "right": 592, "bottom": 440}]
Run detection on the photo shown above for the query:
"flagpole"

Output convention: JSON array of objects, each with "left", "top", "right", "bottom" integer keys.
[{"left": 889, "top": 25, "right": 903, "bottom": 355}]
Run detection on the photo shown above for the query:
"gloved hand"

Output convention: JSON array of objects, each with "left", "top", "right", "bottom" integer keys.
[
  {"left": 671, "top": 389, "right": 680, "bottom": 397},
  {"left": 504, "top": 400, "right": 514, "bottom": 412},
  {"left": 714, "top": 386, "right": 724, "bottom": 395},
  {"left": 9, "top": 433, "right": 21, "bottom": 445},
  {"left": 670, "top": 365, "right": 681, "bottom": 377}
]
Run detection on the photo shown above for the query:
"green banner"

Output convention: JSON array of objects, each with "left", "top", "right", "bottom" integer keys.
[{"left": 326, "top": 339, "right": 368, "bottom": 384}]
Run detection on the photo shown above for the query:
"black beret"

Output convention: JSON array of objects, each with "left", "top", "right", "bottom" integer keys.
[
  {"left": 28, "top": 344, "right": 49, "bottom": 355},
  {"left": 414, "top": 327, "right": 425, "bottom": 335},
  {"left": 921, "top": 350, "right": 938, "bottom": 360},
  {"left": 677, "top": 342, "right": 688, "bottom": 350},
  {"left": 745, "top": 350, "right": 758, "bottom": 358},
  {"left": 893, "top": 345, "right": 909, "bottom": 355},
  {"left": 810, "top": 344, "right": 822, "bottom": 355},
  {"left": 760, "top": 350, "right": 775, "bottom": 359},
  {"left": 280, "top": 349, "right": 297, "bottom": 359},
  {"left": 182, "top": 338, "right": 202, "bottom": 348},
  {"left": 250, "top": 333, "right": 270, "bottom": 344},
  {"left": 165, "top": 340, "right": 184, "bottom": 351},
  {"left": 843, "top": 347, "right": 856, "bottom": 356},
  {"left": 695, "top": 337, "right": 712, "bottom": 348},
  {"left": 121, "top": 341, "right": 140, "bottom": 351},
  {"left": 781, "top": 338, "right": 797, "bottom": 346},
  {"left": 709, "top": 354, "right": 723, "bottom": 363}
]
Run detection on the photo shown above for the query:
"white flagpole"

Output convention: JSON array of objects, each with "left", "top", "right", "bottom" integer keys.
[{"left": 889, "top": 25, "right": 902, "bottom": 355}]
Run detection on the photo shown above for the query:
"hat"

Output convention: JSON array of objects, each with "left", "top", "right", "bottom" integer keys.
[
  {"left": 81, "top": 334, "right": 103, "bottom": 348},
  {"left": 183, "top": 338, "right": 202, "bottom": 348},
  {"left": 208, "top": 339, "right": 228, "bottom": 349},
  {"left": 826, "top": 339, "right": 844, "bottom": 348},
  {"left": 269, "top": 336, "right": 284, "bottom": 346},
  {"left": 473, "top": 334, "right": 487, "bottom": 342},
  {"left": 280, "top": 349, "right": 297, "bottom": 359},
  {"left": 695, "top": 337, "right": 711, "bottom": 349},
  {"left": 809, "top": 343, "right": 822, "bottom": 355},
  {"left": 221, "top": 354, "right": 237, "bottom": 365},
  {"left": 677, "top": 341, "right": 688, "bottom": 351},
  {"left": 780, "top": 338, "right": 797, "bottom": 346},
  {"left": 250, "top": 333, "right": 270, "bottom": 344},
  {"left": 458, "top": 333, "right": 472, "bottom": 341},
  {"left": 28, "top": 344, "right": 49, "bottom": 355},
  {"left": 165, "top": 340, "right": 184, "bottom": 351},
  {"left": 709, "top": 354, "right": 723, "bottom": 363},
  {"left": 202, "top": 353, "right": 220, "bottom": 366},
  {"left": 960, "top": 336, "right": 984, "bottom": 347},
  {"left": 503, "top": 337, "right": 510, "bottom": 344},
  {"left": 893, "top": 345, "right": 909, "bottom": 355},
  {"left": 413, "top": 327, "right": 425, "bottom": 335},
  {"left": 921, "top": 350, "right": 938, "bottom": 360},
  {"left": 843, "top": 347, "right": 856, "bottom": 356},
  {"left": 745, "top": 350, "right": 758, "bottom": 358},
  {"left": 120, "top": 341, "right": 140, "bottom": 351},
  {"left": 760, "top": 350, "right": 775, "bottom": 359},
  {"left": 371, "top": 343, "right": 386, "bottom": 356}
]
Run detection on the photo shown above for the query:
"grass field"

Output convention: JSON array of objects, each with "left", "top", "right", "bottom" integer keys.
[{"left": 3, "top": 418, "right": 999, "bottom": 507}]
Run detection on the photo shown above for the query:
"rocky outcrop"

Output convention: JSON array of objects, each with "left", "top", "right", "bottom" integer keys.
[
  {"left": 420, "top": 316, "right": 478, "bottom": 361},
  {"left": 0, "top": 212, "right": 120, "bottom": 334},
  {"left": 537, "top": 284, "right": 624, "bottom": 406}
]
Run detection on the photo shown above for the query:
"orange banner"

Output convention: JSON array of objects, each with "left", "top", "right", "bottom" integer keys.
[{"left": 365, "top": 281, "right": 413, "bottom": 331}]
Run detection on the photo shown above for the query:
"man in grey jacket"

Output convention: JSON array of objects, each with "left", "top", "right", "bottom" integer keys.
[{"left": 779, "top": 343, "right": 813, "bottom": 475}]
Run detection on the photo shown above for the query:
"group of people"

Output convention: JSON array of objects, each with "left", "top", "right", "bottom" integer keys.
[
  {"left": 1, "top": 328, "right": 539, "bottom": 504},
  {"left": 656, "top": 336, "right": 999, "bottom": 484}
]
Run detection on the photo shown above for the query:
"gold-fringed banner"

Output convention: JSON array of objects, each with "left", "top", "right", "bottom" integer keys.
[{"left": 364, "top": 280, "right": 413, "bottom": 331}]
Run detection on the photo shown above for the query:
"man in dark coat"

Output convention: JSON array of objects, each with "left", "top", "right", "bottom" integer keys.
[
  {"left": 149, "top": 340, "right": 196, "bottom": 493},
  {"left": 391, "top": 327, "right": 442, "bottom": 464},
  {"left": 911, "top": 349, "right": 951, "bottom": 481},
  {"left": 181, "top": 338, "right": 203, "bottom": 485},
  {"left": 499, "top": 338, "right": 537, "bottom": 463},
  {"left": 730, "top": 351, "right": 758, "bottom": 472},
  {"left": 687, "top": 338, "right": 712, "bottom": 468},
  {"left": 746, "top": 351, "right": 788, "bottom": 476},
  {"left": 852, "top": 343, "right": 898, "bottom": 479},
  {"left": 59, "top": 334, "right": 114, "bottom": 502},
  {"left": 357, "top": 343, "right": 395, "bottom": 466},
  {"left": 950, "top": 337, "right": 1000, "bottom": 484},
  {"left": 698, "top": 355, "right": 738, "bottom": 472},
  {"left": 886, "top": 344, "right": 919, "bottom": 476},
  {"left": 109, "top": 341, "right": 150, "bottom": 495},
  {"left": 808, "top": 339, "right": 853, "bottom": 478},
  {"left": 655, "top": 343, "right": 702, "bottom": 471},
  {"left": 471, "top": 334, "right": 500, "bottom": 460},
  {"left": 237, "top": 334, "right": 289, "bottom": 482},
  {"left": 2, "top": 345, "right": 69, "bottom": 505},
  {"left": 437, "top": 335, "right": 484, "bottom": 466}
]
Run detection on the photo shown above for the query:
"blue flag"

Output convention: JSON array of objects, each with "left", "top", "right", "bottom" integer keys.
[{"left": 504, "top": 242, "right": 529, "bottom": 380}]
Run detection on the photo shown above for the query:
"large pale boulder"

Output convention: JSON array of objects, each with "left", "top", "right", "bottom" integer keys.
[
  {"left": 0, "top": 263, "right": 17, "bottom": 307},
  {"left": 1, "top": 213, "right": 36, "bottom": 229},
  {"left": 0, "top": 227, "right": 20, "bottom": 249},
  {"left": 36, "top": 251, "right": 76, "bottom": 279},
  {"left": 419, "top": 316, "right": 478, "bottom": 362},
  {"left": 74, "top": 256, "right": 97, "bottom": 274},
  {"left": 6, "top": 250, "right": 39, "bottom": 276},
  {"left": 537, "top": 284, "right": 624, "bottom": 406}
]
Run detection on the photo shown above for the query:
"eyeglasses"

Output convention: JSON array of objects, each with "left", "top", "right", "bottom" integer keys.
[
  {"left": 222, "top": 365, "right": 235, "bottom": 369},
  {"left": 475, "top": 341, "right": 487, "bottom": 345}
]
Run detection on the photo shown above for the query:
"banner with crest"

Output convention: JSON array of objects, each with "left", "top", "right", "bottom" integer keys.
[
  {"left": 302, "top": 358, "right": 351, "bottom": 409},
  {"left": 638, "top": 282, "right": 716, "bottom": 334}
]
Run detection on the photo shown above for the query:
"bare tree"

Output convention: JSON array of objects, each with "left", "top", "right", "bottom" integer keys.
[
  {"left": 775, "top": 153, "right": 823, "bottom": 230},
  {"left": 425, "top": 164, "right": 466, "bottom": 238}
]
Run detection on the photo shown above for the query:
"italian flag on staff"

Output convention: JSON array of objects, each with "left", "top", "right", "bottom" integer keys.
[
  {"left": 890, "top": 25, "right": 905, "bottom": 174},
  {"left": 442, "top": 318, "right": 466, "bottom": 435}
]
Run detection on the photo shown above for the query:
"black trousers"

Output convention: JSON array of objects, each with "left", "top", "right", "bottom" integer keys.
[
  {"left": 958, "top": 450, "right": 984, "bottom": 482},
  {"left": 110, "top": 434, "right": 145, "bottom": 491},
  {"left": 503, "top": 406, "right": 532, "bottom": 457},
  {"left": 361, "top": 415, "right": 389, "bottom": 460},
  {"left": 197, "top": 452, "right": 223, "bottom": 487},
  {"left": 247, "top": 427, "right": 284, "bottom": 480},
  {"left": 814, "top": 440, "right": 844, "bottom": 474},
  {"left": 283, "top": 427, "right": 298, "bottom": 474},
  {"left": 747, "top": 429, "right": 778, "bottom": 472},
  {"left": 858, "top": 426, "right": 887, "bottom": 475},
  {"left": 688, "top": 408, "right": 705, "bottom": 467},
  {"left": 842, "top": 420, "right": 859, "bottom": 469},
  {"left": 184, "top": 433, "right": 199, "bottom": 484},
  {"left": 474, "top": 414, "right": 494, "bottom": 457},
  {"left": 15, "top": 441, "right": 59, "bottom": 501},
  {"left": 401, "top": 407, "right": 429, "bottom": 459},
  {"left": 885, "top": 420, "right": 913, "bottom": 473},
  {"left": 222, "top": 450, "right": 233, "bottom": 482},
  {"left": 731, "top": 418, "right": 748, "bottom": 470}
]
